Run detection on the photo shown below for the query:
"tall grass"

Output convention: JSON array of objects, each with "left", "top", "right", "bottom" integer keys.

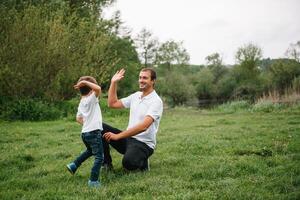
[{"left": 258, "top": 89, "right": 300, "bottom": 104}]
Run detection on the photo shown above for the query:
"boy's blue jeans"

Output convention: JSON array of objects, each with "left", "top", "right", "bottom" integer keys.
[{"left": 73, "top": 129, "right": 103, "bottom": 181}]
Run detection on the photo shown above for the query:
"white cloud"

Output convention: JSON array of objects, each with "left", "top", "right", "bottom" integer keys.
[{"left": 104, "top": 0, "right": 300, "bottom": 64}]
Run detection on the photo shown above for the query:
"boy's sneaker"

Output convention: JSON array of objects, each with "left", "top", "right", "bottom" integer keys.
[
  {"left": 66, "top": 162, "right": 77, "bottom": 175},
  {"left": 88, "top": 180, "right": 100, "bottom": 188}
]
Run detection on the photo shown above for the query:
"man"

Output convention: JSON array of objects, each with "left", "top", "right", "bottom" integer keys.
[{"left": 102, "top": 68, "right": 163, "bottom": 171}]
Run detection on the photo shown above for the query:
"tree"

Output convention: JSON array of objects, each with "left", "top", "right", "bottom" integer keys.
[
  {"left": 0, "top": 3, "right": 139, "bottom": 101},
  {"left": 205, "top": 52, "right": 227, "bottom": 83},
  {"left": 156, "top": 40, "right": 190, "bottom": 70},
  {"left": 268, "top": 59, "right": 300, "bottom": 93},
  {"left": 157, "top": 71, "right": 195, "bottom": 106},
  {"left": 135, "top": 28, "right": 159, "bottom": 67},
  {"left": 235, "top": 43, "right": 262, "bottom": 80},
  {"left": 206, "top": 52, "right": 222, "bottom": 67},
  {"left": 193, "top": 68, "right": 215, "bottom": 101},
  {"left": 285, "top": 41, "right": 300, "bottom": 62}
]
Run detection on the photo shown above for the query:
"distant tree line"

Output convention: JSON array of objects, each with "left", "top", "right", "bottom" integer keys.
[
  {"left": 0, "top": 2, "right": 299, "bottom": 119},
  {"left": 134, "top": 28, "right": 300, "bottom": 106}
]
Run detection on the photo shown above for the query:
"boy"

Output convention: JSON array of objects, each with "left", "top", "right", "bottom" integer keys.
[{"left": 66, "top": 76, "right": 103, "bottom": 188}]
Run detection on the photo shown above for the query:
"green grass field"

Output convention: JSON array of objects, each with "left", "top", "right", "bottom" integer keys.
[{"left": 0, "top": 107, "right": 300, "bottom": 199}]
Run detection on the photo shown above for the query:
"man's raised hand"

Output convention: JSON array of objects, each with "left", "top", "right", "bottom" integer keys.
[{"left": 111, "top": 69, "right": 125, "bottom": 83}]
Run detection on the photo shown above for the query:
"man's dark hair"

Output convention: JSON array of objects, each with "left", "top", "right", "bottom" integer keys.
[
  {"left": 77, "top": 76, "right": 98, "bottom": 95},
  {"left": 141, "top": 67, "right": 157, "bottom": 80}
]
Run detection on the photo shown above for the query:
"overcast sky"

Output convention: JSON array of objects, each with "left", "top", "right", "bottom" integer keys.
[{"left": 104, "top": 0, "right": 300, "bottom": 65}]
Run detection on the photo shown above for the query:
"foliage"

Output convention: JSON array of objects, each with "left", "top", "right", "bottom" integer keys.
[
  {"left": 215, "top": 72, "right": 238, "bottom": 99},
  {"left": 285, "top": 41, "right": 300, "bottom": 62},
  {"left": 205, "top": 52, "right": 227, "bottom": 83},
  {"left": 155, "top": 40, "right": 190, "bottom": 69},
  {"left": 292, "top": 76, "right": 300, "bottom": 92},
  {"left": 235, "top": 43, "right": 262, "bottom": 67},
  {"left": 268, "top": 59, "right": 300, "bottom": 93},
  {"left": 1, "top": 98, "right": 61, "bottom": 121},
  {"left": 0, "top": 96, "right": 130, "bottom": 121},
  {"left": 0, "top": 3, "right": 139, "bottom": 104},
  {"left": 252, "top": 100, "right": 285, "bottom": 113},
  {"left": 134, "top": 28, "right": 159, "bottom": 67},
  {"left": 99, "top": 97, "right": 129, "bottom": 118},
  {"left": 157, "top": 71, "right": 195, "bottom": 106},
  {"left": 193, "top": 68, "right": 215, "bottom": 100},
  {"left": 234, "top": 43, "right": 262, "bottom": 91},
  {"left": 214, "top": 100, "right": 251, "bottom": 113}
]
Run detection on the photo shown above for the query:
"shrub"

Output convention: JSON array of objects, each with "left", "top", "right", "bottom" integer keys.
[
  {"left": 194, "top": 68, "right": 216, "bottom": 100},
  {"left": 232, "top": 84, "right": 260, "bottom": 102},
  {"left": 214, "top": 100, "right": 251, "bottom": 113},
  {"left": 99, "top": 97, "right": 129, "bottom": 118},
  {"left": 157, "top": 71, "right": 195, "bottom": 107},
  {"left": 252, "top": 100, "right": 285, "bottom": 113},
  {"left": 1, "top": 99, "right": 61, "bottom": 121},
  {"left": 292, "top": 76, "right": 300, "bottom": 92}
]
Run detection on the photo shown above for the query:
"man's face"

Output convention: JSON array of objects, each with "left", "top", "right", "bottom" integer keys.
[{"left": 139, "top": 71, "right": 154, "bottom": 91}]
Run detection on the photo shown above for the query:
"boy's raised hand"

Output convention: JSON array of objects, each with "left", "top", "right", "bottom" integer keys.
[
  {"left": 73, "top": 81, "right": 85, "bottom": 90},
  {"left": 111, "top": 69, "right": 125, "bottom": 83}
]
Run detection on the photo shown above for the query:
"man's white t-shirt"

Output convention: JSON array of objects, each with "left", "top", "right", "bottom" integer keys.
[
  {"left": 76, "top": 92, "right": 103, "bottom": 133},
  {"left": 121, "top": 90, "right": 163, "bottom": 149}
]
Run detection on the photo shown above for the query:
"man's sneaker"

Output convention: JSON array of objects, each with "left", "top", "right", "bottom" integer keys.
[
  {"left": 102, "top": 163, "right": 114, "bottom": 171},
  {"left": 141, "top": 159, "right": 150, "bottom": 171},
  {"left": 146, "top": 159, "right": 150, "bottom": 171},
  {"left": 88, "top": 180, "right": 100, "bottom": 188},
  {"left": 66, "top": 162, "right": 77, "bottom": 175}
]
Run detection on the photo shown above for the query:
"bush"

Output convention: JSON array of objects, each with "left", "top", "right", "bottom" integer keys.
[
  {"left": 292, "top": 76, "right": 300, "bottom": 92},
  {"left": 194, "top": 68, "right": 216, "bottom": 100},
  {"left": 232, "top": 84, "right": 260, "bottom": 102},
  {"left": 252, "top": 100, "right": 285, "bottom": 113},
  {"left": 157, "top": 71, "right": 195, "bottom": 107},
  {"left": 214, "top": 100, "right": 251, "bottom": 113},
  {"left": 1, "top": 99, "right": 61, "bottom": 121},
  {"left": 99, "top": 97, "right": 129, "bottom": 118},
  {"left": 54, "top": 98, "right": 78, "bottom": 119}
]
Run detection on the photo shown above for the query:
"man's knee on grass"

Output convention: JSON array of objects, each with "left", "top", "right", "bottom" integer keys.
[{"left": 122, "top": 156, "right": 142, "bottom": 171}]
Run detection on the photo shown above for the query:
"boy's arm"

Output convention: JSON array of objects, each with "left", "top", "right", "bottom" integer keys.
[
  {"left": 74, "top": 81, "right": 101, "bottom": 97},
  {"left": 76, "top": 116, "right": 83, "bottom": 125}
]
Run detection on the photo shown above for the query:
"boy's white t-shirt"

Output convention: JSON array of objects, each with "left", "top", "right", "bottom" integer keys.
[{"left": 76, "top": 92, "right": 103, "bottom": 133}]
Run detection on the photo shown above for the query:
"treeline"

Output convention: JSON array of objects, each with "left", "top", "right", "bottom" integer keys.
[
  {"left": 155, "top": 44, "right": 300, "bottom": 107},
  {"left": 133, "top": 29, "right": 300, "bottom": 107},
  {"left": 0, "top": 1, "right": 300, "bottom": 120}
]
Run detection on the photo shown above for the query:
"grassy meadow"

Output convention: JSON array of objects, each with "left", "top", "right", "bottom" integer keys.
[{"left": 0, "top": 106, "right": 300, "bottom": 199}]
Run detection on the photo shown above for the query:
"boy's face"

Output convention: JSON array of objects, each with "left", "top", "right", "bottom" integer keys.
[
  {"left": 139, "top": 71, "right": 154, "bottom": 91},
  {"left": 79, "top": 86, "right": 91, "bottom": 95}
]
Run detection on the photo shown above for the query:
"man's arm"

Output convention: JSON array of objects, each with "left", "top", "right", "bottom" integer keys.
[
  {"left": 103, "top": 116, "right": 154, "bottom": 142},
  {"left": 74, "top": 80, "right": 101, "bottom": 97},
  {"left": 108, "top": 69, "right": 125, "bottom": 108}
]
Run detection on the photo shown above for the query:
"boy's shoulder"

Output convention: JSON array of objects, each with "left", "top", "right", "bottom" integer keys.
[{"left": 80, "top": 92, "right": 98, "bottom": 102}]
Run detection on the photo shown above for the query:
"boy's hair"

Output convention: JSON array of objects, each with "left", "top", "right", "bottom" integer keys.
[
  {"left": 141, "top": 67, "right": 156, "bottom": 80},
  {"left": 77, "top": 76, "right": 98, "bottom": 95}
]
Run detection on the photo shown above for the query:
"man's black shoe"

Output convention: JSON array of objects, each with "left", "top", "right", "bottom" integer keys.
[{"left": 102, "top": 163, "right": 114, "bottom": 171}]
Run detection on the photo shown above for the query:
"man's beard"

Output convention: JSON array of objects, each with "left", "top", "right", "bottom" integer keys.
[{"left": 139, "top": 83, "right": 146, "bottom": 91}]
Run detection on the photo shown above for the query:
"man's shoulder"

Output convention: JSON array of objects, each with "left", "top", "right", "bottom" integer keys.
[
  {"left": 129, "top": 91, "right": 142, "bottom": 98},
  {"left": 153, "top": 91, "right": 163, "bottom": 102}
]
